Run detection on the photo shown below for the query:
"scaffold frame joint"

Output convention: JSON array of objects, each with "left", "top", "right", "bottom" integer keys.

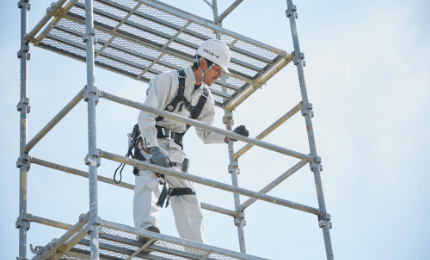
[
  {"left": 301, "top": 102, "right": 313, "bottom": 116},
  {"left": 310, "top": 156, "right": 322, "bottom": 172},
  {"left": 17, "top": 97, "right": 30, "bottom": 113},
  {"left": 16, "top": 216, "right": 30, "bottom": 231},
  {"left": 293, "top": 51, "right": 305, "bottom": 65},
  {"left": 86, "top": 216, "right": 101, "bottom": 234},
  {"left": 85, "top": 150, "right": 101, "bottom": 167},
  {"left": 18, "top": 0, "right": 30, "bottom": 10},
  {"left": 17, "top": 44, "right": 31, "bottom": 60},
  {"left": 234, "top": 217, "right": 246, "bottom": 227},
  {"left": 285, "top": 4, "right": 297, "bottom": 18},
  {"left": 16, "top": 153, "right": 31, "bottom": 171},
  {"left": 83, "top": 84, "right": 99, "bottom": 105}
]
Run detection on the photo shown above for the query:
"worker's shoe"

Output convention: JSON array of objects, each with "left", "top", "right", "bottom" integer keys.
[
  {"left": 146, "top": 225, "right": 160, "bottom": 233},
  {"left": 139, "top": 226, "right": 160, "bottom": 249}
]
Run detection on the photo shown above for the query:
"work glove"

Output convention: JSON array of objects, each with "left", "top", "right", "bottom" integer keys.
[
  {"left": 225, "top": 125, "right": 249, "bottom": 142},
  {"left": 150, "top": 147, "right": 169, "bottom": 167}
]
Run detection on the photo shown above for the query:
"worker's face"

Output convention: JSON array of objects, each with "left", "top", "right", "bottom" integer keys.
[{"left": 201, "top": 61, "right": 223, "bottom": 85}]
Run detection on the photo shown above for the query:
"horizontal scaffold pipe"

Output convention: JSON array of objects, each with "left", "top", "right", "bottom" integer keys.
[
  {"left": 24, "top": 0, "right": 68, "bottom": 42},
  {"left": 24, "top": 86, "right": 86, "bottom": 153},
  {"left": 26, "top": 213, "right": 72, "bottom": 230},
  {"left": 234, "top": 101, "right": 303, "bottom": 160},
  {"left": 99, "top": 90, "right": 313, "bottom": 162},
  {"left": 33, "top": 213, "right": 89, "bottom": 260},
  {"left": 99, "top": 149, "right": 321, "bottom": 215},
  {"left": 30, "top": 156, "right": 236, "bottom": 217},
  {"left": 240, "top": 160, "right": 308, "bottom": 211},
  {"left": 225, "top": 53, "right": 294, "bottom": 111},
  {"left": 33, "top": 0, "right": 79, "bottom": 46}
]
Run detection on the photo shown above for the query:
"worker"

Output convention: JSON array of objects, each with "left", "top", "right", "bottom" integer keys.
[{"left": 133, "top": 39, "right": 249, "bottom": 243}]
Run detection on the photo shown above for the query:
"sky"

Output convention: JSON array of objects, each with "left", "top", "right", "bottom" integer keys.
[{"left": 1, "top": 0, "right": 430, "bottom": 259}]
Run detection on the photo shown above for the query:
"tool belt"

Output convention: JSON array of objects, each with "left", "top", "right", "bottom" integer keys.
[
  {"left": 155, "top": 125, "right": 184, "bottom": 149},
  {"left": 157, "top": 187, "right": 196, "bottom": 208}
]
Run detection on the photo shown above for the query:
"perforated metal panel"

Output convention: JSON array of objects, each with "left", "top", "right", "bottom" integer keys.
[
  {"left": 35, "top": 0, "right": 288, "bottom": 108},
  {"left": 55, "top": 227, "right": 265, "bottom": 260}
]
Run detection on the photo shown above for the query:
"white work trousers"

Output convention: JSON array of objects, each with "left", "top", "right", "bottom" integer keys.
[{"left": 133, "top": 138, "right": 205, "bottom": 243}]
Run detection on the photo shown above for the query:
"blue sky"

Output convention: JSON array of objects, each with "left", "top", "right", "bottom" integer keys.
[{"left": 1, "top": 0, "right": 429, "bottom": 259}]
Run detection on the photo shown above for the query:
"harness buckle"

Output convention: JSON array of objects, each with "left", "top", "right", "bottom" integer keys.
[
  {"left": 201, "top": 89, "right": 209, "bottom": 99},
  {"left": 177, "top": 71, "right": 187, "bottom": 78}
]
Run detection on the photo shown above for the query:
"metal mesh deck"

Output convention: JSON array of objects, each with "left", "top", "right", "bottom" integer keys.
[
  {"left": 35, "top": 0, "right": 288, "bottom": 107},
  {"left": 54, "top": 226, "right": 266, "bottom": 260}
]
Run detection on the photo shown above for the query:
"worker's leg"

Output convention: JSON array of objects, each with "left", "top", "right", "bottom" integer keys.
[
  {"left": 165, "top": 142, "right": 206, "bottom": 243},
  {"left": 133, "top": 169, "right": 161, "bottom": 229},
  {"left": 169, "top": 191, "right": 205, "bottom": 243}
]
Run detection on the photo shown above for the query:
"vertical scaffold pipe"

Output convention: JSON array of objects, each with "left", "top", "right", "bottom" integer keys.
[
  {"left": 84, "top": 0, "right": 100, "bottom": 259},
  {"left": 18, "top": 1, "right": 31, "bottom": 259},
  {"left": 285, "top": 1, "right": 334, "bottom": 259},
  {"left": 224, "top": 110, "right": 247, "bottom": 253},
  {"left": 211, "top": 0, "right": 246, "bottom": 253}
]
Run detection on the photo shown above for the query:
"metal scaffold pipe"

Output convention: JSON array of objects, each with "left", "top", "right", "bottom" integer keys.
[
  {"left": 217, "top": 0, "right": 244, "bottom": 23},
  {"left": 24, "top": 0, "right": 68, "bottom": 42},
  {"left": 17, "top": 1, "right": 31, "bottom": 259},
  {"left": 240, "top": 159, "right": 308, "bottom": 211},
  {"left": 83, "top": 1, "right": 100, "bottom": 259},
  {"left": 33, "top": 0, "right": 79, "bottom": 46},
  {"left": 234, "top": 101, "right": 303, "bottom": 160},
  {"left": 286, "top": 0, "right": 334, "bottom": 259},
  {"left": 30, "top": 156, "right": 237, "bottom": 217},
  {"left": 33, "top": 214, "right": 89, "bottom": 260},
  {"left": 225, "top": 53, "right": 294, "bottom": 111},
  {"left": 98, "top": 90, "right": 313, "bottom": 161},
  {"left": 99, "top": 149, "right": 321, "bottom": 215},
  {"left": 224, "top": 109, "right": 247, "bottom": 253},
  {"left": 24, "top": 86, "right": 86, "bottom": 153}
]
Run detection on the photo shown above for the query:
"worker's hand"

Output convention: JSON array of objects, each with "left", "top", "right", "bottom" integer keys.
[
  {"left": 225, "top": 125, "right": 249, "bottom": 143},
  {"left": 150, "top": 147, "right": 169, "bottom": 167}
]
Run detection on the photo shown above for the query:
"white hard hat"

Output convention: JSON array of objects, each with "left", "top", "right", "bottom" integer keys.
[{"left": 196, "top": 39, "right": 231, "bottom": 73}]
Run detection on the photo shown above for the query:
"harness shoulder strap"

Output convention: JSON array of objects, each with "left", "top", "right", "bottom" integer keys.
[
  {"left": 186, "top": 87, "right": 209, "bottom": 131},
  {"left": 156, "top": 70, "right": 186, "bottom": 122}
]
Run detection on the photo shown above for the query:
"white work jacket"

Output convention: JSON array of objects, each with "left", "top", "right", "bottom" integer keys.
[{"left": 138, "top": 66, "right": 225, "bottom": 149}]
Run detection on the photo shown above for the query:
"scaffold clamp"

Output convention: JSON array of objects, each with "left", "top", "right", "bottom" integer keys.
[
  {"left": 85, "top": 150, "right": 101, "bottom": 167},
  {"left": 234, "top": 217, "right": 246, "bottom": 227},
  {"left": 293, "top": 51, "right": 305, "bottom": 65},
  {"left": 285, "top": 5, "right": 297, "bottom": 18},
  {"left": 17, "top": 44, "right": 31, "bottom": 61},
  {"left": 82, "top": 28, "right": 96, "bottom": 43},
  {"left": 18, "top": 0, "right": 31, "bottom": 10},
  {"left": 16, "top": 216, "right": 30, "bottom": 231},
  {"left": 301, "top": 102, "right": 313, "bottom": 116},
  {"left": 17, "top": 97, "right": 31, "bottom": 113},
  {"left": 223, "top": 111, "right": 234, "bottom": 125},
  {"left": 318, "top": 213, "right": 332, "bottom": 229},
  {"left": 228, "top": 160, "right": 239, "bottom": 174},
  {"left": 310, "top": 156, "right": 322, "bottom": 172},
  {"left": 84, "top": 85, "right": 99, "bottom": 105},
  {"left": 16, "top": 153, "right": 31, "bottom": 171},
  {"left": 86, "top": 217, "right": 101, "bottom": 234}
]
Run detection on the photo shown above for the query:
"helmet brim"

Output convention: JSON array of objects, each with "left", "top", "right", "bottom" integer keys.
[{"left": 220, "top": 65, "right": 230, "bottom": 74}]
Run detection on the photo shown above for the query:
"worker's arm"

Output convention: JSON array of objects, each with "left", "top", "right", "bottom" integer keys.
[
  {"left": 138, "top": 73, "right": 172, "bottom": 149},
  {"left": 195, "top": 91, "right": 226, "bottom": 144}
]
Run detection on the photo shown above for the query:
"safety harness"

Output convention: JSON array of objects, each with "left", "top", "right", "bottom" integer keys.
[{"left": 113, "top": 70, "right": 208, "bottom": 208}]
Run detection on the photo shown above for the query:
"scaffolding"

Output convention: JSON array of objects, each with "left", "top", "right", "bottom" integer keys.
[{"left": 16, "top": 0, "right": 334, "bottom": 259}]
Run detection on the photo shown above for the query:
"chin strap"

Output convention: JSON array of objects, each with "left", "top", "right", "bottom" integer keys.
[{"left": 196, "top": 56, "right": 215, "bottom": 86}]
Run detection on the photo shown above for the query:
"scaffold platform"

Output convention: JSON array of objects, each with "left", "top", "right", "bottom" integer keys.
[
  {"left": 28, "top": 214, "right": 266, "bottom": 260},
  {"left": 31, "top": 0, "right": 291, "bottom": 108}
]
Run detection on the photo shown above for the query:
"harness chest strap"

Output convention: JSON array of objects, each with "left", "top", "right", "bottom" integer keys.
[{"left": 156, "top": 70, "right": 209, "bottom": 124}]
